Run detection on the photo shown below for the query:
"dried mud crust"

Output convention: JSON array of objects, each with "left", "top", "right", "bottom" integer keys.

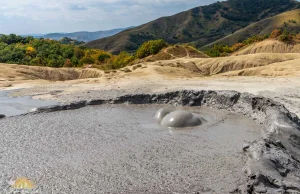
[{"left": 26, "top": 90, "right": 300, "bottom": 193}]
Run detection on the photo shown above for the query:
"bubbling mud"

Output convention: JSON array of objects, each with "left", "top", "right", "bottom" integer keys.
[
  {"left": 155, "top": 108, "right": 204, "bottom": 128},
  {"left": 154, "top": 108, "right": 174, "bottom": 122}
]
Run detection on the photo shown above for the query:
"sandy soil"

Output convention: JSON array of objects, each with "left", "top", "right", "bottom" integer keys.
[
  {"left": 1, "top": 64, "right": 299, "bottom": 117},
  {"left": 233, "top": 40, "right": 300, "bottom": 56}
]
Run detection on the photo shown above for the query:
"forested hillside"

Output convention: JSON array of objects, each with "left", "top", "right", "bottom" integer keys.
[
  {"left": 84, "top": 0, "right": 300, "bottom": 53},
  {"left": 0, "top": 35, "right": 166, "bottom": 70},
  {"left": 202, "top": 9, "right": 300, "bottom": 48},
  {"left": 0, "top": 34, "right": 110, "bottom": 67}
]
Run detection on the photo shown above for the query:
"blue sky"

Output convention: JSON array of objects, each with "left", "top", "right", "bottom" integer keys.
[{"left": 0, "top": 0, "right": 218, "bottom": 34}]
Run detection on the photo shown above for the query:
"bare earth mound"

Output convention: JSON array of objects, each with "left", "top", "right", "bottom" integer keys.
[
  {"left": 1, "top": 51, "right": 300, "bottom": 89},
  {"left": 0, "top": 64, "right": 103, "bottom": 87},
  {"left": 153, "top": 53, "right": 300, "bottom": 76},
  {"left": 223, "top": 58, "right": 300, "bottom": 76},
  {"left": 143, "top": 45, "right": 208, "bottom": 62},
  {"left": 233, "top": 40, "right": 300, "bottom": 56}
]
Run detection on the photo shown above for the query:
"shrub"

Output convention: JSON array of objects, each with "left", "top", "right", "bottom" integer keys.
[
  {"left": 74, "top": 47, "right": 85, "bottom": 59},
  {"left": 205, "top": 44, "right": 233, "bottom": 57},
  {"left": 30, "top": 57, "right": 42, "bottom": 66},
  {"left": 79, "top": 57, "right": 95, "bottom": 65},
  {"left": 70, "top": 57, "right": 79, "bottom": 66},
  {"left": 110, "top": 51, "right": 135, "bottom": 69},
  {"left": 279, "top": 30, "right": 293, "bottom": 43},
  {"left": 243, "top": 35, "right": 266, "bottom": 45},
  {"left": 64, "top": 59, "right": 72, "bottom": 67},
  {"left": 136, "top": 39, "right": 167, "bottom": 59},
  {"left": 97, "top": 53, "right": 111, "bottom": 62},
  {"left": 231, "top": 43, "right": 245, "bottom": 51},
  {"left": 270, "top": 29, "right": 282, "bottom": 39}
]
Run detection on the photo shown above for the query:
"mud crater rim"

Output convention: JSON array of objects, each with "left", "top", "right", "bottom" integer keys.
[{"left": 1, "top": 90, "right": 300, "bottom": 194}]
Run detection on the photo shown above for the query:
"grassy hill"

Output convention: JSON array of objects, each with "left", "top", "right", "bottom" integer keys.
[
  {"left": 84, "top": 0, "right": 300, "bottom": 54},
  {"left": 134, "top": 45, "right": 208, "bottom": 62},
  {"left": 202, "top": 9, "right": 300, "bottom": 49}
]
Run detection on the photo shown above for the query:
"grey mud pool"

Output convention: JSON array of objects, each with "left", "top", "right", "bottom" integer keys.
[
  {"left": 0, "top": 104, "right": 262, "bottom": 193},
  {"left": 0, "top": 90, "right": 59, "bottom": 117}
]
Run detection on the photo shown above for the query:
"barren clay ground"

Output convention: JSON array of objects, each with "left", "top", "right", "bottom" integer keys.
[
  {"left": 1, "top": 50, "right": 300, "bottom": 193},
  {"left": 1, "top": 52, "right": 300, "bottom": 117}
]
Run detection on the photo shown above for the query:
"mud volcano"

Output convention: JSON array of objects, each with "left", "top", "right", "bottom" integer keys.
[
  {"left": 155, "top": 108, "right": 204, "bottom": 128},
  {"left": 0, "top": 90, "right": 300, "bottom": 194}
]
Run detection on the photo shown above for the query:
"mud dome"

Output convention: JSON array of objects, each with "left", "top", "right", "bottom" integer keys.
[
  {"left": 155, "top": 108, "right": 204, "bottom": 128},
  {"left": 0, "top": 90, "right": 300, "bottom": 193}
]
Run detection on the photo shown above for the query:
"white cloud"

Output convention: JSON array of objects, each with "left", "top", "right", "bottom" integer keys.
[{"left": 0, "top": 0, "right": 218, "bottom": 34}]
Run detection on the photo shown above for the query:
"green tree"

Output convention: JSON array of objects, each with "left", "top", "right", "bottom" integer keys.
[
  {"left": 111, "top": 52, "right": 135, "bottom": 69},
  {"left": 136, "top": 39, "right": 167, "bottom": 59},
  {"left": 74, "top": 47, "right": 85, "bottom": 59},
  {"left": 97, "top": 53, "right": 111, "bottom": 62}
]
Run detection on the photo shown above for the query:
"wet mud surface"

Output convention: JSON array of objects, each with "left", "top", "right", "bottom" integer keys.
[
  {"left": 0, "top": 90, "right": 59, "bottom": 117},
  {"left": 0, "top": 90, "right": 300, "bottom": 193},
  {"left": 0, "top": 104, "right": 261, "bottom": 193}
]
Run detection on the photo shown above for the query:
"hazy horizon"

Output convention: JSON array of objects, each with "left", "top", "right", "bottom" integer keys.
[{"left": 0, "top": 0, "right": 218, "bottom": 35}]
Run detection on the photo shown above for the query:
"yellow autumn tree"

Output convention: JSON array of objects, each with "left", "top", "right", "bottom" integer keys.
[{"left": 26, "top": 46, "right": 36, "bottom": 56}]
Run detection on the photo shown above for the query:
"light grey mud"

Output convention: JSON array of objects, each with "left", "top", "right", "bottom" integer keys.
[
  {"left": 1, "top": 91, "right": 300, "bottom": 194},
  {"left": 0, "top": 104, "right": 260, "bottom": 193}
]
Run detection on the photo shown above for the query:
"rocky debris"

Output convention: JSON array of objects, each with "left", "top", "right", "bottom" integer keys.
[
  {"left": 242, "top": 143, "right": 250, "bottom": 151},
  {"left": 120, "top": 68, "right": 131, "bottom": 73},
  {"left": 0, "top": 114, "right": 5, "bottom": 119},
  {"left": 26, "top": 90, "right": 300, "bottom": 193},
  {"left": 242, "top": 139, "right": 300, "bottom": 194},
  {"left": 132, "top": 64, "right": 142, "bottom": 70}
]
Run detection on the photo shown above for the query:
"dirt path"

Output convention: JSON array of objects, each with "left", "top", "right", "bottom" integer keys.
[
  {"left": 163, "top": 48, "right": 176, "bottom": 58},
  {"left": 163, "top": 46, "right": 190, "bottom": 58},
  {"left": 184, "top": 46, "right": 190, "bottom": 58}
]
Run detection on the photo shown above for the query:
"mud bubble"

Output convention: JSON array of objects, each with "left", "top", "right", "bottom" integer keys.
[{"left": 155, "top": 108, "right": 205, "bottom": 128}]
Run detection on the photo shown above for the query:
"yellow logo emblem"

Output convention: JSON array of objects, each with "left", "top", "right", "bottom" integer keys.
[{"left": 12, "top": 178, "right": 35, "bottom": 189}]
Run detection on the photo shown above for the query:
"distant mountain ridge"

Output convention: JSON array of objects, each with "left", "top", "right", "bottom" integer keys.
[
  {"left": 84, "top": 0, "right": 300, "bottom": 53},
  {"left": 43, "top": 27, "right": 133, "bottom": 42},
  {"left": 22, "top": 27, "right": 134, "bottom": 42}
]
